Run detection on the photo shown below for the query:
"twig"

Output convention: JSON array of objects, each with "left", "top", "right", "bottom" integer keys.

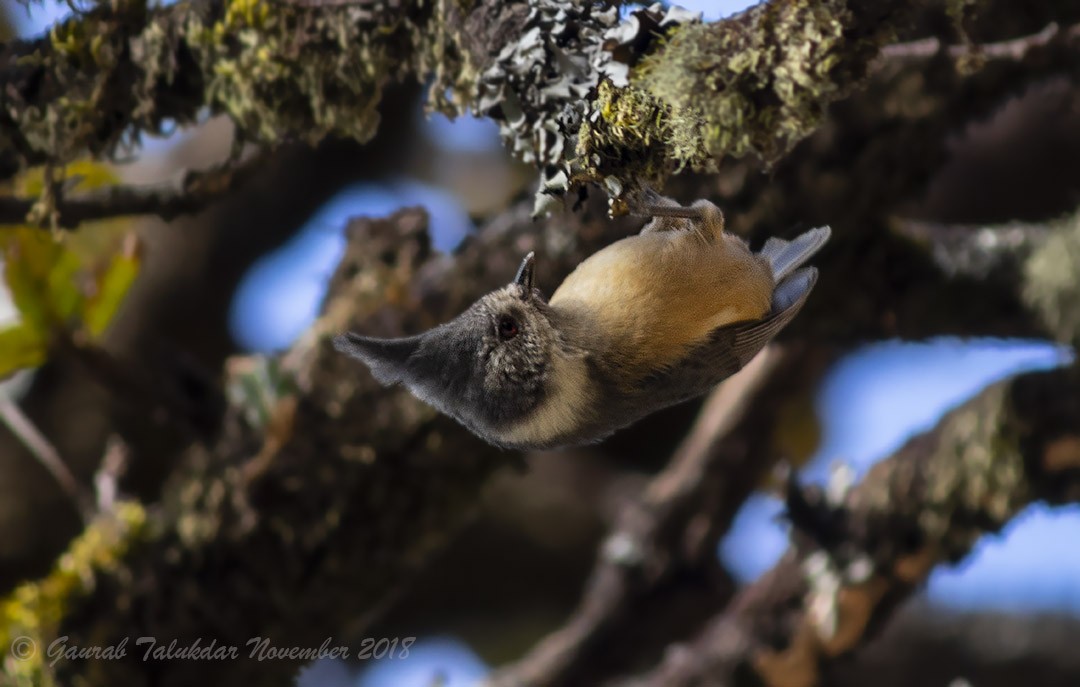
[
  {"left": 0, "top": 155, "right": 266, "bottom": 229},
  {"left": 880, "top": 22, "right": 1079, "bottom": 62},
  {"left": 0, "top": 395, "right": 93, "bottom": 520},
  {"left": 94, "top": 436, "right": 129, "bottom": 512},
  {"left": 486, "top": 347, "right": 784, "bottom": 687},
  {"left": 892, "top": 218, "right": 1048, "bottom": 279}
]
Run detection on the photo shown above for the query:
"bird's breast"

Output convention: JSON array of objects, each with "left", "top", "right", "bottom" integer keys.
[{"left": 490, "top": 350, "right": 595, "bottom": 449}]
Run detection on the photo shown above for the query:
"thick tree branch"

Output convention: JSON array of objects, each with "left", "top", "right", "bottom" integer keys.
[
  {"left": 0, "top": 0, "right": 447, "bottom": 170},
  {"left": 0, "top": 0, "right": 966, "bottom": 210},
  {"left": 619, "top": 365, "right": 1080, "bottom": 687},
  {"left": 4, "top": 0, "right": 1075, "bottom": 225}
]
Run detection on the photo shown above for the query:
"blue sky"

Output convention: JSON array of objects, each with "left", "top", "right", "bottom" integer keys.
[{"left": 228, "top": 179, "right": 474, "bottom": 350}]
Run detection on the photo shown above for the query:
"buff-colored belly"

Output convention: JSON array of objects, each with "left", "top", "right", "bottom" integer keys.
[{"left": 550, "top": 230, "right": 773, "bottom": 374}]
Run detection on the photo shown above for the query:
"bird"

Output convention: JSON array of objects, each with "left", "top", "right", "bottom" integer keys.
[{"left": 334, "top": 194, "right": 829, "bottom": 450}]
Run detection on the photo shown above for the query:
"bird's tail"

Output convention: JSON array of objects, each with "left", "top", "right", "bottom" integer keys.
[{"left": 760, "top": 226, "right": 831, "bottom": 283}]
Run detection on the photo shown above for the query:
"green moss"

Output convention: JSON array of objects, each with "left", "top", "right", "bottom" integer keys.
[{"left": 0, "top": 502, "right": 148, "bottom": 685}]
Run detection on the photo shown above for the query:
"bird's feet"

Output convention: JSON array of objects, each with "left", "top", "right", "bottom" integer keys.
[{"left": 630, "top": 187, "right": 726, "bottom": 240}]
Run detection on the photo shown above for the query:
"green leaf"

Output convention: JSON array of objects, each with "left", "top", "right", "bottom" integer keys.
[
  {"left": 84, "top": 235, "right": 140, "bottom": 339},
  {"left": 1, "top": 228, "right": 64, "bottom": 332},
  {"left": 0, "top": 324, "right": 46, "bottom": 380},
  {"left": 0, "top": 228, "right": 91, "bottom": 335}
]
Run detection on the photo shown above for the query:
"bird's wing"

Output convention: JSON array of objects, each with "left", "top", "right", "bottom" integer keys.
[{"left": 633, "top": 267, "right": 817, "bottom": 408}]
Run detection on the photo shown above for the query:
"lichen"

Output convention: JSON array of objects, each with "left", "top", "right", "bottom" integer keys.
[
  {"left": 472, "top": 1, "right": 701, "bottom": 214},
  {"left": 6, "top": 0, "right": 915, "bottom": 214},
  {"left": 573, "top": 0, "right": 892, "bottom": 206},
  {"left": 638, "top": 1, "right": 851, "bottom": 163},
  {"left": 573, "top": 79, "right": 711, "bottom": 198},
  {"left": 918, "top": 383, "right": 1030, "bottom": 557},
  {"left": 8, "top": 14, "right": 126, "bottom": 163},
  {"left": 185, "top": 0, "right": 399, "bottom": 146},
  {"left": 6, "top": 0, "right": 476, "bottom": 175},
  {"left": 180, "top": 0, "right": 486, "bottom": 148},
  {"left": 1, "top": 502, "right": 148, "bottom": 685},
  {"left": 1022, "top": 212, "right": 1080, "bottom": 348}
]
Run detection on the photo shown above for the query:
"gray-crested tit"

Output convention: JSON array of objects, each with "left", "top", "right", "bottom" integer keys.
[{"left": 334, "top": 196, "right": 829, "bottom": 450}]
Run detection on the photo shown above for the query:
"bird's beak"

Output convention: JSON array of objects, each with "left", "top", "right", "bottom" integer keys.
[{"left": 333, "top": 332, "right": 422, "bottom": 385}]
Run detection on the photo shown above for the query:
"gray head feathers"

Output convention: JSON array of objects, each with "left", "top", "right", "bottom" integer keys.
[{"left": 332, "top": 256, "right": 560, "bottom": 446}]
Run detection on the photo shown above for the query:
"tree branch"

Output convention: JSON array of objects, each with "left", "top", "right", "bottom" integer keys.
[
  {"left": 705, "top": 12, "right": 1080, "bottom": 343},
  {"left": 620, "top": 365, "right": 1080, "bottom": 687},
  {"left": 828, "top": 605, "right": 1080, "bottom": 687},
  {"left": 0, "top": 154, "right": 265, "bottom": 228},
  {"left": 880, "top": 21, "right": 1080, "bottom": 62},
  {"left": 5, "top": 0, "right": 1074, "bottom": 222},
  {"left": 0, "top": 0, "right": 962, "bottom": 208}
]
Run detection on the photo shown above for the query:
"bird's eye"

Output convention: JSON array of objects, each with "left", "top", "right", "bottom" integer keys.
[{"left": 497, "top": 314, "right": 519, "bottom": 340}]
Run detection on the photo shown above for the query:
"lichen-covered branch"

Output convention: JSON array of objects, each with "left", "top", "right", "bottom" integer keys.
[
  {"left": 619, "top": 364, "right": 1080, "bottom": 687},
  {"left": 701, "top": 15, "right": 1080, "bottom": 343},
  {"left": 1022, "top": 212, "right": 1080, "bottom": 348},
  {"left": 895, "top": 211, "right": 1080, "bottom": 347},
  {"left": 4, "top": 0, "right": 1075, "bottom": 223},
  {"left": 0, "top": 0, "right": 487, "bottom": 174},
  {"left": 1, "top": 0, "right": 968, "bottom": 217}
]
